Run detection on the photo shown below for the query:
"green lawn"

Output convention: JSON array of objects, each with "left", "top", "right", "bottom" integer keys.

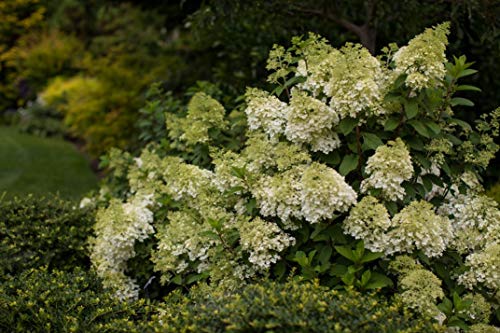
[{"left": 0, "top": 126, "right": 98, "bottom": 200}]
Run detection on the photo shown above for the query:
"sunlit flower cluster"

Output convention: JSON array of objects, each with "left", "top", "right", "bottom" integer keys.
[
  {"left": 389, "top": 256, "right": 444, "bottom": 317},
  {"left": 239, "top": 217, "right": 295, "bottom": 270},
  {"left": 388, "top": 200, "right": 452, "bottom": 257},
  {"left": 460, "top": 293, "right": 492, "bottom": 324},
  {"left": 345, "top": 198, "right": 452, "bottom": 257},
  {"left": 245, "top": 88, "right": 288, "bottom": 140},
  {"left": 285, "top": 89, "right": 340, "bottom": 153},
  {"left": 343, "top": 196, "right": 392, "bottom": 253},
  {"left": 324, "top": 44, "right": 387, "bottom": 119},
  {"left": 90, "top": 192, "right": 155, "bottom": 300},
  {"left": 439, "top": 193, "right": 500, "bottom": 253},
  {"left": 392, "top": 22, "right": 449, "bottom": 92},
  {"left": 152, "top": 210, "right": 214, "bottom": 284},
  {"left": 458, "top": 243, "right": 500, "bottom": 293},
  {"left": 253, "top": 162, "right": 356, "bottom": 226},
  {"left": 165, "top": 92, "right": 227, "bottom": 146},
  {"left": 361, "top": 138, "right": 414, "bottom": 201}
]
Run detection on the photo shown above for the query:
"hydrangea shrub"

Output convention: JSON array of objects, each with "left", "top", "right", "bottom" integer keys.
[{"left": 90, "top": 23, "right": 500, "bottom": 330}]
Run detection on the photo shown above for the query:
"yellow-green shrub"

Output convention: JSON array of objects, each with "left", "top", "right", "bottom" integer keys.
[
  {"left": 156, "top": 280, "right": 444, "bottom": 333},
  {"left": 0, "top": 267, "right": 152, "bottom": 333},
  {"left": 0, "top": 0, "right": 45, "bottom": 109},
  {"left": 2, "top": 30, "right": 84, "bottom": 102}
]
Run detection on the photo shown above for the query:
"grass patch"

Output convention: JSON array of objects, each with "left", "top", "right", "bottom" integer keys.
[{"left": 0, "top": 126, "right": 97, "bottom": 199}]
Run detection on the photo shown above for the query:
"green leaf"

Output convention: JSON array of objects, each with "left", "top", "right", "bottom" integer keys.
[
  {"left": 408, "top": 120, "right": 431, "bottom": 138},
  {"left": 284, "top": 75, "right": 306, "bottom": 88},
  {"left": 338, "top": 117, "right": 358, "bottom": 135},
  {"left": 456, "top": 68, "right": 478, "bottom": 79},
  {"left": 310, "top": 224, "right": 327, "bottom": 240},
  {"left": 231, "top": 166, "right": 247, "bottom": 178},
  {"left": 414, "top": 152, "right": 431, "bottom": 170},
  {"left": 341, "top": 272, "right": 355, "bottom": 286},
  {"left": 360, "top": 251, "right": 383, "bottom": 264},
  {"left": 365, "top": 272, "right": 393, "bottom": 289},
  {"left": 360, "top": 270, "right": 371, "bottom": 286},
  {"left": 450, "top": 118, "right": 472, "bottom": 131},
  {"left": 405, "top": 100, "right": 418, "bottom": 119},
  {"left": 186, "top": 273, "right": 205, "bottom": 284},
  {"left": 339, "top": 154, "right": 358, "bottom": 176},
  {"left": 393, "top": 74, "right": 406, "bottom": 89},
  {"left": 384, "top": 116, "right": 400, "bottom": 131},
  {"left": 438, "top": 297, "right": 453, "bottom": 315},
  {"left": 273, "top": 261, "right": 286, "bottom": 279},
  {"left": 334, "top": 246, "right": 355, "bottom": 262},
  {"left": 450, "top": 97, "right": 474, "bottom": 107},
  {"left": 293, "top": 251, "right": 309, "bottom": 267},
  {"left": 318, "top": 246, "right": 333, "bottom": 265},
  {"left": 423, "top": 120, "right": 441, "bottom": 135},
  {"left": 362, "top": 133, "right": 384, "bottom": 150},
  {"left": 207, "top": 218, "right": 222, "bottom": 231},
  {"left": 171, "top": 275, "right": 183, "bottom": 285},
  {"left": 456, "top": 85, "right": 481, "bottom": 92},
  {"left": 421, "top": 175, "right": 433, "bottom": 192},
  {"left": 246, "top": 198, "right": 257, "bottom": 215},
  {"left": 385, "top": 201, "right": 398, "bottom": 216}
]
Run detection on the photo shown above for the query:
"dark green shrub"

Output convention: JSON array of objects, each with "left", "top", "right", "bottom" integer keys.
[
  {"left": 0, "top": 195, "right": 94, "bottom": 277},
  {"left": 0, "top": 267, "right": 152, "bottom": 333},
  {"left": 157, "top": 280, "right": 444, "bottom": 333},
  {"left": 486, "top": 183, "right": 500, "bottom": 204}
]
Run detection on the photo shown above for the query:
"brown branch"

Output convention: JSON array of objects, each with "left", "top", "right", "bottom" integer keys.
[{"left": 291, "top": 1, "right": 378, "bottom": 54}]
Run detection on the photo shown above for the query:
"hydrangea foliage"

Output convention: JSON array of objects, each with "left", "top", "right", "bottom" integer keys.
[{"left": 90, "top": 23, "right": 500, "bottom": 330}]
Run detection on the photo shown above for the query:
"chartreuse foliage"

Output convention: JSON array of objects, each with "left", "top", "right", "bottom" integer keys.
[
  {"left": 0, "top": 195, "right": 94, "bottom": 277},
  {"left": 0, "top": 0, "right": 45, "bottom": 109},
  {"left": 155, "top": 279, "right": 443, "bottom": 333},
  {"left": 0, "top": 267, "right": 152, "bottom": 333},
  {"left": 90, "top": 23, "right": 500, "bottom": 330}
]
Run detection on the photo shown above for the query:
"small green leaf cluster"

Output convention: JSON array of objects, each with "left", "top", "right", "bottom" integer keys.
[
  {"left": 0, "top": 267, "right": 152, "bottom": 333},
  {"left": 0, "top": 195, "right": 94, "bottom": 278},
  {"left": 154, "top": 279, "right": 443, "bottom": 333}
]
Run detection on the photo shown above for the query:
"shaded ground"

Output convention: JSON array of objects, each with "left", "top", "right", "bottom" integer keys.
[{"left": 0, "top": 126, "right": 98, "bottom": 200}]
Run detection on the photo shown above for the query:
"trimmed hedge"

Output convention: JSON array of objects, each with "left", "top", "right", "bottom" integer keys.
[
  {"left": 0, "top": 267, "right": 151, "bottom": 332},
  {"left": 0, "top": 195, "right": 94, "bottom": 277},
  {"left": 157, "top": 279, "right": 444, "bottom": 333}
]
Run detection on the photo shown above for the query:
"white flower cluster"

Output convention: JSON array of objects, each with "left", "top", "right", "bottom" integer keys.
[
  {"left": 344, "top": 198, "right": 452, "bottom": 257},
  {"left": 253, "top": 162, "right": 356, "bottom": 227},
  {"left": 295, "top": 41, "right": 386, "bottom": 119},
  {"left": 242, "top": 133, "right": 311, "bottom": 173},
  {"left": 439, "top": 193, "right": 500, "bottom": 253},
  {"left": 164, "top": 92, "right": 227, "bottom": 146},
  {"left": 323, "top": 44, "right": 387, "bottom": 119},
  {"left": 245, "top": 88, "right": 288, "bottom": 140},
  {"left": 165, "top": 162, "right": 214, "bottom": 201},
  {"left": 458, "top": 243, "right": 500, "bottom": 293},
  {"left": 389, "top": 256, "right": 444, "bottom": 317},
  {"left": 239, "top": 217, "right": 295, "bottom": 270},
  {"left": 361, "top": 138, "right": 414, "bottom": 201},
  {"left": 285, "top": 89, "right": 340, "bottom": 153},
  {"left": 244, "top": 88, "right": 341, "bottom": 153},
  {"left": 152, "top": 210, "right": 214, "bottom": 284},
  {"left": 392, "top": 23, "right": 449, "bottom": 92},
  {"left": 300, "top": 162, "right": 357, "bottom": 223},
  {"left": 389, "top": 200, "right": 453, "bottom": 257},
  {"left": 90, "top": 193, "right": 155, "bottom": 300},
  {"left": 343, "top": 196, "right": 392, "bottom": 253}
]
